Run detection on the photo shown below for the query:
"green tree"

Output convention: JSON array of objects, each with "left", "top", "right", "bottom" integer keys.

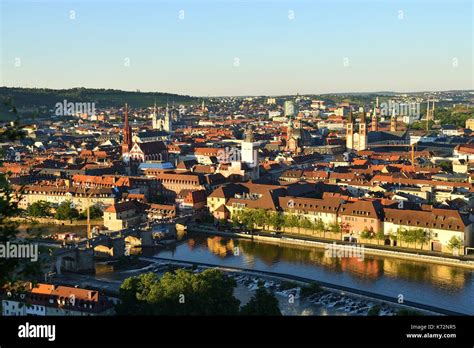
[
  {"left": 116, "top": 269, "right": 240, "bottom": 315},
  {"left": 231, "top": 211, "right": 241, "bottom": 228},
  {"left": 0, "top": 171, "right": 23, "bottom": 286},
  {"left": 438, "top": 160, "right": 453, "bottom": 173},
  {"left": 88, "top": 205, "right": 103, "bottom": 219},
  {"left": 328, "top": 221, "right": 341, "bottom": 239},
  {"left": 240, "top": 285, "right": 282, "bottom": 316},
  {"left": 368, "top": 305, "right": 381, "bottom": 316},
  {"left": 240, "top": 209, "right": 256, "bottom": 231},
  {"left": 27, "top": 200, "right": 53, "bottom": 218},
  {"left": 397, "top": 228, "right": 409, "bottom": 248},
  {"left": 414, "top": 229, "right": 428, "bottom": 250},
  {"left": 116, "top": 272, "right": 158, "bottom": 315},
  {"left": 55, "top": 201, "right": 79, "bottom": 220},
  {"left": 329, "top": 222, "right": 341, "bottom": 233},
  {"left": 397, "top": 308, "right": 422, "bottom": 316},
  {"left": 403, "top": 229, "right": 417, "bottom": 249},
  {"left": 360, "top": 228, "right": 372, "bottom": 242},
  {"left": 0, "top": 99, "right": 41, "bottom": 286},
  {"left": 300, "top": 218, "right": 313, "bottom": 235},
  {"left": 79, "top": 205, "right": 103, "bottom": 220},
  {"left": 253, "top": 209, "right": 267, "bottom": 231},
  {"left": 410, "top": 120, "right": 434, "bottom": 130},
  {"left": 300, "top": 282, "right": 322, "bottom": 298},
  {"left": 447, "top": 236, "right": 463, "bottom": 252},
  {"left": 314, "top": 218, "right": 325, "bottom": 237},
  {"left": 269, "top": 211, "right": 284, "bottom": 231},
  {"left": 375, "top": 230, "right": 385, "bottom": 245},
  {"left": 284, "top": 214, "right": 300, "bottom": 233}
]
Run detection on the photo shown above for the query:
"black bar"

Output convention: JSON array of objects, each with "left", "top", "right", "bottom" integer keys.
[{"left": 0, "top": 316, "right": 472, "bottom": 346}]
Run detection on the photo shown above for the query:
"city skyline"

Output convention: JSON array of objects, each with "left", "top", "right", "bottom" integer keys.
[{"left": 1, "top": 0, "right": 472, "bottom": 96}]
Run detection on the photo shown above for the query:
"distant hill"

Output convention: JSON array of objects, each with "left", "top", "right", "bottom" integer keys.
[{"left": 0, "top": 87, "right": 198, "bottom": 119}]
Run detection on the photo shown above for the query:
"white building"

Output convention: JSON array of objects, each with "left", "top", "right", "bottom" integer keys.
[{"left": 284, "top": 100, "right": 295, "bottom": 117}]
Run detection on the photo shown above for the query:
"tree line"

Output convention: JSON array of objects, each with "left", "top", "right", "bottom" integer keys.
[
  {"left": 229, "top": 208, "right": 463, "bottom": 252},
  {"left": 116, "top": 269, "right": 282, "bottom": 316},
  {"left": 229, "top": 208, "right": 342, "bottom": 237},
  {"left": 25, "top": 200, "right": 102, "bottom": 221}
]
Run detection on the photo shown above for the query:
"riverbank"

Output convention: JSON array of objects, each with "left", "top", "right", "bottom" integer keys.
[
  {"left": 188, "top": 224, "right": 474, "bottom": 270},
  {"left": 49, "top": 235, "right": 471, "bottom": 315},
  {"left": 140, "top": 256, "right": 453, "bottom": 316}
]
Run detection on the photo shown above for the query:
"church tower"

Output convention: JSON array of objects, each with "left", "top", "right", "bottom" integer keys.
[
  {"left": 245, "top": 124, "right": 255, "bottom": 142},
  {"left": 346, "top": 109, "right": 354, "bottom": 150},
  {"left": 390, "top": 107, "right": 397, "bottom": 132},
  {"left": 286, "top": 114, "right": 293, "bottom": 144},
  {"left": 164, "top": 103, "right": 172, "bottom": 133},
  {"left": 426, "top": 100, "right": 435, "bottom": 131},
  {"left": 152, "top": 101, "right": 160, "bottom": 129},
  {"left": 122, "top": 103, "right": 132, "bottom": 156},
  {"left": 242, "top": 124, "right": 260, "bottom": 179},
  {"left": 359, "top": 110, "right": 367, "bottom": 151},
  {"left": 371, "top": 105, "right": 378, "bottom": 131}
]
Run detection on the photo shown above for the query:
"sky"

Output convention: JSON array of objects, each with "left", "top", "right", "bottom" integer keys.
[{"left": 0, "top": 0, "right": 472, "bottom": 96}]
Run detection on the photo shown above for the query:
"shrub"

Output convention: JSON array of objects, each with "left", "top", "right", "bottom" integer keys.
[{"left": 300, "top": 282, "right": 322, "bottom": 298}]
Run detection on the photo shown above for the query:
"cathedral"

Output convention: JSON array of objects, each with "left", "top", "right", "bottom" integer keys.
[
  {"left": 151, "top": 102, "right": 173, "bottom": 133},
  {"left": 346, "top": 103, "right": 409, "bottom": 152},
  {"left": 346, "top": 109, "right": 368, "bottom": 151},
  {"left": 285, "top": 117, "right": 312, "bottom": 154},
  {"left": 122, "top": 103, "right": 168, "bottom": 168}
]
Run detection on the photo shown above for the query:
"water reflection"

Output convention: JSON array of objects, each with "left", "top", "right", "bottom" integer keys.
[
  {"left": 95, "top": 263, "right": 114, "bottom": 274},
  {"left": 99, "top": 234, "right": 473, "bottom": 313},
  {"left": 135, "top": 235, "right": 471, "bottom": 292},
  {"left": 232, "top": 237, "right": 469, "bottom": 290},
  {"left": 205, "top": 236, "right": 236, "bottom": 257}
]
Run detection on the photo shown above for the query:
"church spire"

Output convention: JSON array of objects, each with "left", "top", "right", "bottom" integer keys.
[
  {"left": 164, "top": 100, "right": 172, "bottom": 133},
  {"left": 124, "top": 102, "right": 129, "bottom": 128},
  {"left": 122, "top": 103, "right": 132, "bottom": 156},
  {"left": 390, "top": 106, "right": 397, "bottom": 132},
  {"left": 371, "top": 105, "right": 378, "bottom": 131},
  {"left": 360, "top": 108, "right": 366, "bottom": 124},
  {"left": 152, "top": 99, "right": 159, "bottom": 129},
  {"left": 346, "top": 109, "right": 354, "bottom": 151}
]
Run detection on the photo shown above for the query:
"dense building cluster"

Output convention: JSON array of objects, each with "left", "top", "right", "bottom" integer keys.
[{"left": 2, "top": 91, "right": 474, "bottom": 256}]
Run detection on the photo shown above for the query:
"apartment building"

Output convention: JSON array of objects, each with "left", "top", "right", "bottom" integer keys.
[
  {"left": 2, "top": 283, "right": 115, "bottom": 316},
  {"left": 16, "top": 184, "right": 116, "bottom": 212}
]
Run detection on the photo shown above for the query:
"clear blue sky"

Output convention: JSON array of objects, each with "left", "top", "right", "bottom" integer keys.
[{"left": 1, "top": 0, "right": 472, "bottom": 96}]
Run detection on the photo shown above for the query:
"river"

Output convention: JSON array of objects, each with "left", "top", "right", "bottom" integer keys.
[{"left": 133, "top": 233, "right": 474, "bottom": 315}]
